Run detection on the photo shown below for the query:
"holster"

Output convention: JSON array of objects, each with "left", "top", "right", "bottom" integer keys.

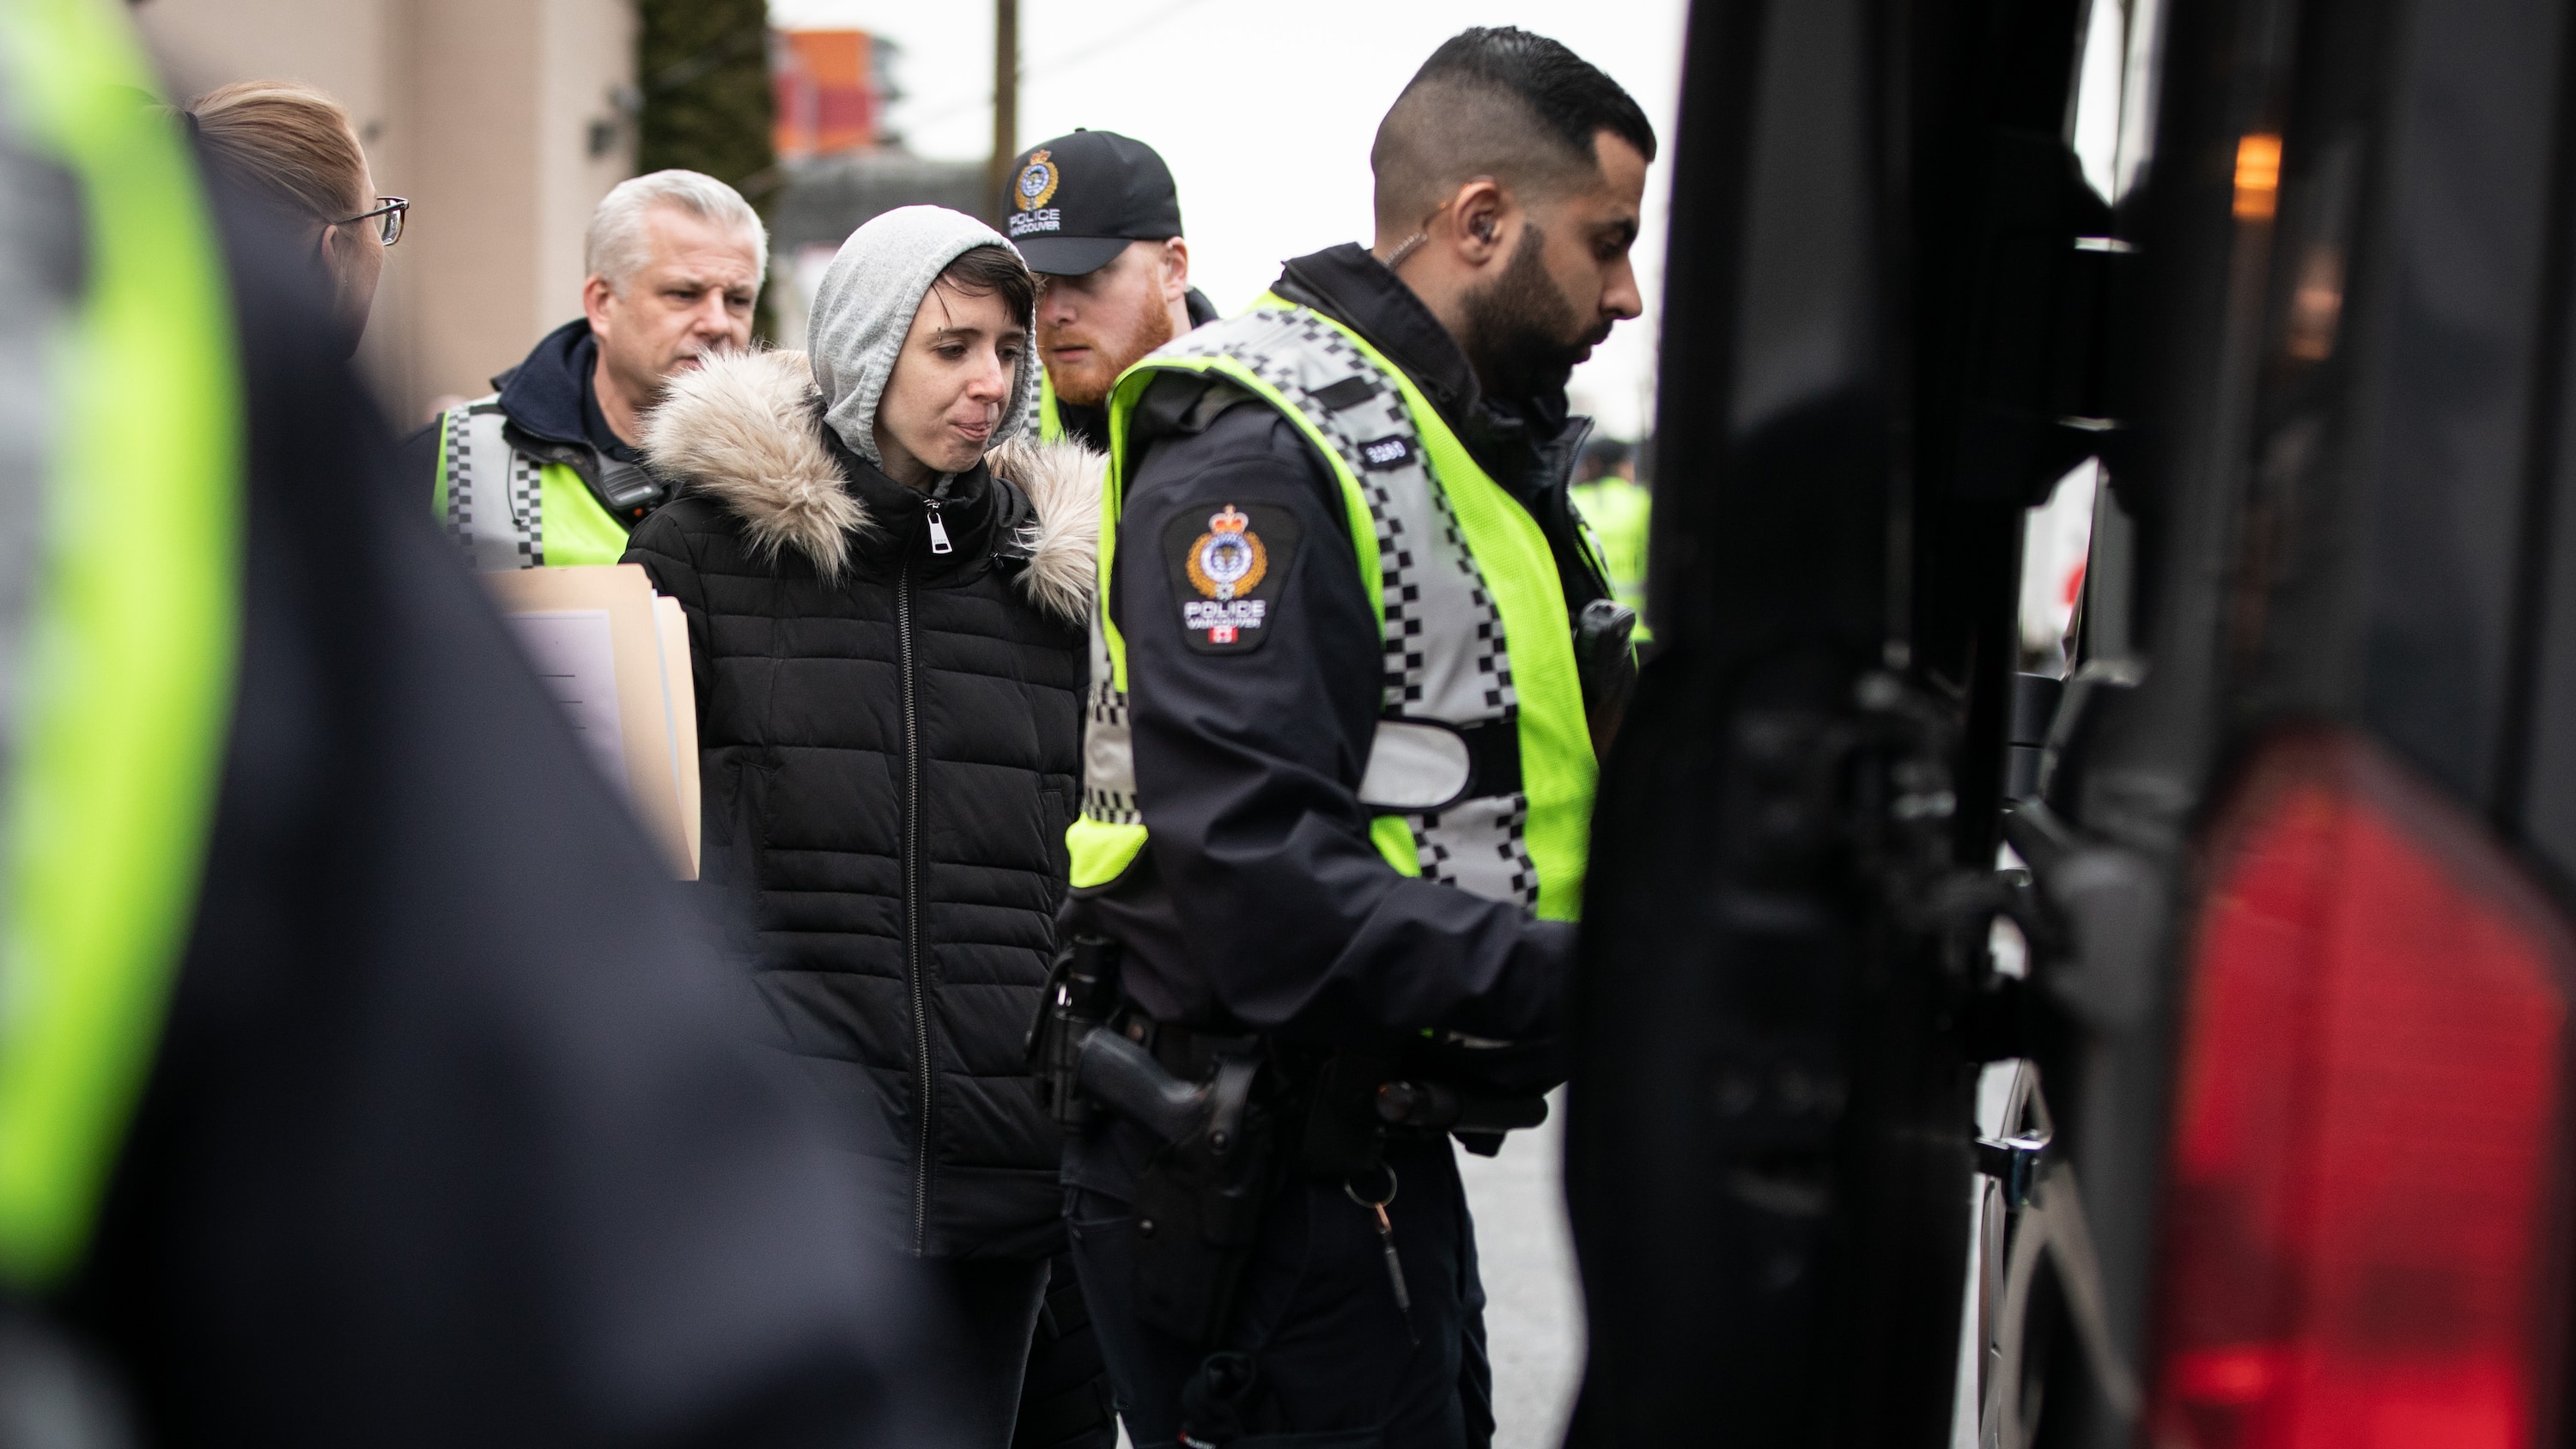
[
  {"left": 1128, "top": 1043, "right": 1274, "bottom": 1347},
  {"left": 1030, "top": 945, "right": 1283, "bottom": 1349},
  {"left": 1030, "top": 942, "right": 1552, "bottom": 1349}
]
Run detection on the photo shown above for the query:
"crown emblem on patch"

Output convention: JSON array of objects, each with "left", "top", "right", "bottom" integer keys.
[{"left": 1188, "top": 507, "right": 1267, "bottom": 601}]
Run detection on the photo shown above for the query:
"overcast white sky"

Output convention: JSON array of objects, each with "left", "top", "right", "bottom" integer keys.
[{"left": 766, "top": 0, "right": 1688, "bottom": 438}]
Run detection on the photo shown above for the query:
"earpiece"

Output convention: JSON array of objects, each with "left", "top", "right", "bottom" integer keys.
[{"left": 1473, "top": 216, "right": 1497, "bottom": 243}]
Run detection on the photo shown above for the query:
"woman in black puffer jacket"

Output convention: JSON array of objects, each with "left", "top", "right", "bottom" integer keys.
[{"left": 624, "top": 207, "right": 1100, "bottom": 1448}]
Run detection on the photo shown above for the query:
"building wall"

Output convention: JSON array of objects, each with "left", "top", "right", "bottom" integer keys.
[
  {"left": 133, "top": 0, "right": 637, "bottom": 426},
  {"left": 536, "top": 0, "right": 637, "bottom": 352}
]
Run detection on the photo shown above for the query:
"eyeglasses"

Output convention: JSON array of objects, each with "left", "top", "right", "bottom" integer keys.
[{"left": 336, "top": 196, "right": 408, "bottom": 247}]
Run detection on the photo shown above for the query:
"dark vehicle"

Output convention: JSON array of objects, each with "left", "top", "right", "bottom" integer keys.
[{"left": 1571, "top": 0, "right": 2576, "bottom": 1445}]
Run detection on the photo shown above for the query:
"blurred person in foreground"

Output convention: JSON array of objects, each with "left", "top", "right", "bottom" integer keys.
[
  {"left": 401, "top": 168, "right": 764, "bottom": 569},
  {"left": 1569, "top": 434, "right": 1651, "bottom": 643},
  {"left": 627, "top": 206, "right": 1098, "bottom": 1449},
  {"left": 183, "top": 79, "right": 403, "bottom": 357},
  {"left": 1005, "top": 130, "right": 1217, "bottom": 453},
  {"left": 0, "top": 5, "right": 957, "bottom": 1442},
  {"left": 1048, "top": 26, "right": 1651, "bottom": 1446}
]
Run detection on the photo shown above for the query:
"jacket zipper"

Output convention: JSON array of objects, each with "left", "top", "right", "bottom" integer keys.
[{"left": 898, "top": 556, "right": 933, "bottom": 1254}]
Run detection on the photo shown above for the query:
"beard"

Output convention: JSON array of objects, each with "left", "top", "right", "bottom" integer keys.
[
  {"left": 1459, "top": 225, "right": 1608, "bottom": 405},
  {"left": 1042, "top": 294, "right": 1178, "bottom": 408}
]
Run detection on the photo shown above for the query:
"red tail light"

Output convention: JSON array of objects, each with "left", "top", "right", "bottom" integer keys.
[{"left": 2148, "top": 728, "right": 2573, "bottom": 1449}]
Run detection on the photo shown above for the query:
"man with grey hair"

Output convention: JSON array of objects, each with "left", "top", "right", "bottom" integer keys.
[{"left": 408, "top": 168, "right": 768, "bottom": 569}]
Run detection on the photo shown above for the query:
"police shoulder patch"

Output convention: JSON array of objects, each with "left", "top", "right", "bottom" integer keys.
[{"left": 1162, "top": 502, "right": 1301, "bottom": 654}]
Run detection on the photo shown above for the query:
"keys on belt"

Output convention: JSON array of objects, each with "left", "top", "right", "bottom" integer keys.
[{"left": 1344, "top": 1164, "right": 1418, "bottom": 1345}]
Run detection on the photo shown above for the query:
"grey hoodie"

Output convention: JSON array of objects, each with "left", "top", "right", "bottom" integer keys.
[{"left": 806, "top": 204, "right": 1040, "bottom": 467}]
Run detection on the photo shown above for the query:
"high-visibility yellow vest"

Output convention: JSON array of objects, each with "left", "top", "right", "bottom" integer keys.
[
  {"left": 0, "top": 0, "right": 242, "bottom": 1289},
  {"left": 1038, "top": 368, "right": 1066, "bottom": 445},
  {"left": 1069, "top": 299, "right": 1595, "bottom": 922},
  {"left": 1570, "top": 472, "right": 1652, "bottom": 641},
  {"left": 431, "top": 399, "right": 633, "bottom": 569}
]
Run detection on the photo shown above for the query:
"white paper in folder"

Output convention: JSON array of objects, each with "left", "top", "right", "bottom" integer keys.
[
  {"left": 483, "top": 564, "right": 699, "bottom": 880},
  {"left": 505, "top": 610, "right": 628, "bottom": 799}
]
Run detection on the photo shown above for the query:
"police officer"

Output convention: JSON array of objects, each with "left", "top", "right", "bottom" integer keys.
[
  {"left": 1003, "top": 130, "right": 1219, "bottom": 1449},
  {"left": 1570, "top": 435, "right": 1651, "bottom": 642},
  {"left": 401, "top": 169, "right": 765, "bottom": 569},
  {"left": 1054, "top": 27, "right": 1655, "bottom": 1446},
  {"left": 0, "top": 5, "right": 955, "bottom": 1439},
  {"left": 1003, "top": 130, "right": 1218, "bottom": 453}
]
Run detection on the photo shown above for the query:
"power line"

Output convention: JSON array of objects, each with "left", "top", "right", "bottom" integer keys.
[
  {"left": 894, "top": 0, "right": 1218, "bottom": 136},
  {"left": 1025, "top": 0, "right": 1214, "bottom": 82}
]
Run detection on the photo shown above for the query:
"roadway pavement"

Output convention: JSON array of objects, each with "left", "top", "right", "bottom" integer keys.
[{"left": 1457, "top": 1090, "right": 1584, "bottom": 1449}]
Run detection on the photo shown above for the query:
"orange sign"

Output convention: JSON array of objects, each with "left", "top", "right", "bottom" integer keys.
[{"left": 773, "top": 28, "right": 881, "bottom": 161}]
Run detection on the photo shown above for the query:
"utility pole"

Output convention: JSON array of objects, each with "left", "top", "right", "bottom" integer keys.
[{"left": 989, "top": 0, "right": 1018, "bottom": 223}]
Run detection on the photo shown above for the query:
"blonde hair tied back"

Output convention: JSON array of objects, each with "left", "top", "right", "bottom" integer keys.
[{"left": 186, "top": 80, "right": 369, "bottom": 228}]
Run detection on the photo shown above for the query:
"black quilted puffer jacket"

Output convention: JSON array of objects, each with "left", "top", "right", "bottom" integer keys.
[{"left": 626, "top": 348, "right": 1097, "bottom": 1260}]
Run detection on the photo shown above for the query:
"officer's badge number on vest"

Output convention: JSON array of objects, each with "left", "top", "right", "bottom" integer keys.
[{"left": 1163, "top": 502, "right": 1300, "bottom": 654}]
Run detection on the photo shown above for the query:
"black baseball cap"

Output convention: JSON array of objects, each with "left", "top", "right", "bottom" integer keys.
[{"left": 1003, "top": 129, "right": 1184, "bottom": 277}]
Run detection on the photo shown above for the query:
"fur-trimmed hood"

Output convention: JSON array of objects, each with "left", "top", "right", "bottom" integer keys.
[{"left": 639, "top": 348, "right": 1100, "bottom": 624}]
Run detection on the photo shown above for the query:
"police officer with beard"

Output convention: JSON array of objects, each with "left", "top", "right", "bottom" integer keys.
[
  {"left": 1004, "top": 130, "right": 1218, "bottom": 454},
  {"left": 1044, "top": 27, "right": 1654, "bottom": 1446},
  {"left": 1002, "top": 133, "right": 1218, "bottom": 1449}
]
